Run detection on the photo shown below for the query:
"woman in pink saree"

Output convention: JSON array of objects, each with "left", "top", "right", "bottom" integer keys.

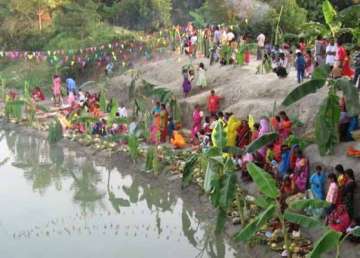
[
  {"left": 191, "top": 104, "right": 203, "bottom": 143},
  {"left": 293, "top": 149, "right": 309, "bottom": 192},
  {"left": 258, "top": 117, "right": 271, "bottom": 158}
]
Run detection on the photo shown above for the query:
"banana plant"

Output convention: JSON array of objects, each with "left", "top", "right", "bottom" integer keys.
[
  {"left": 234, "top": 162, "right": 333, "bottom": 256},
  {"left": 282, "top": 65, "right": 360, "bottom": 155}
]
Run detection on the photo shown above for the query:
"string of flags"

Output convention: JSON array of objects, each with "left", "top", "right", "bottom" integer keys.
[{"left": 0, "top": 36, "right": 169, "bottom": 68}]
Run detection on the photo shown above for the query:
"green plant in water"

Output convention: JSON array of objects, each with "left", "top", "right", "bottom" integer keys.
[
  {"left": 127, "top": 134, "right": 140, "bottom": 161},
  {"left": 282, "top": 65, "right": 360, "bottom": 155},
  {"left": 48, "top": 119, "right": 63, "bottom": 144}
]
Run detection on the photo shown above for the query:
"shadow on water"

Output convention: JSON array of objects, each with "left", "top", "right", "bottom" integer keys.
[{"left": 0, "top": 130, "right": 236, "bottom": 258}]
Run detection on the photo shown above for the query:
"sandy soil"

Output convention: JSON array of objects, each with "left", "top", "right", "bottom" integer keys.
[{"left": 108, "top": 53, "right": 327, "bottom": 132}]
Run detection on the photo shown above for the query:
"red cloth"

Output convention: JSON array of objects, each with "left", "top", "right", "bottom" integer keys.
[
  {"left": 342, "top": 56, "right": 354, "bottom": 78},
  {"left": 244, "top": 51, "right": 250, "bottom": 64},
  {"left": 208, "top": 95, "right": 220, "bottom": 113},
  {"left": 329, "top": 205, "right": 351, "bottom": 233},
  {"left": 337, "top": 47, "right": 346, "bottom": 63}
]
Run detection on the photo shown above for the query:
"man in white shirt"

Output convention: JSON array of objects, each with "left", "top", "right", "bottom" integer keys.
[
  {"left": 325, "top": 38, "right": 337, "bottom": 67},
  {"left": 256, "top": 33, "right": 266, "bottom": 60}
]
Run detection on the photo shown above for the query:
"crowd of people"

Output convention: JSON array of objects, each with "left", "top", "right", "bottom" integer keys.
[
  {"left": 173, "top": 23, "right": 360, "bottom": 91},
  {"left": 24, "top": 24, "right": 360, "bottom": 239}
]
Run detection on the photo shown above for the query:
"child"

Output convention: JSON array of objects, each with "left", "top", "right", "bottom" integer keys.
[
  {"left": 203, "top": 116, "right": 211, "bottom": 135},
  {"left": 182, "top": 68, "right": 193, "bottom": 98},
  {"left": 295, "top": 52, "right": 306, "bottom": 84},
  {"left": 198, "top": 129, "right": 210, "bottom": 150},
  {"left": 196, "top": 63, "right": 207, "bottom": 88}
]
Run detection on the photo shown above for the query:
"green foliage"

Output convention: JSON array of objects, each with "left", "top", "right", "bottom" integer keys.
[
  {"left": 288, "top": 199, "right": 330, "bottom": 210},
  {"left": 127, "top": 134, "right": 140, "bottom": 161},
  {"left": 234, "top": 218, "right": 258, "bottom": 241},
  {"left": 322, "top": 0, "right": 341, "bottom": 37},
  {"left": 48, "top": 119, "right": 63, "bottom": 144},
  {"left": 212, "top": 122, "right": 227, "bottom": 151},
  {"left": 116, "top": 0, "right": 172, "bottom": 31},
  {"left": 182, "top": 155, "right": 198, "bottom": 188},
  {"left": 99, "top": 91, "right": 107, "bottom": 113},
  {"left": 145, "top": 146, "right": 155, "bottom": 171},
  {"left": 335, "top": 78, "right": 360, "bottom": 116},
  {"left": 5, "top": 99, "right": 24, "bottom": 121},
  {"left": 246, "top": 132, "right": 278, "bottom": 154},
  {"left": 219, "top": 171, "right": 237, "bottom": 210},
  {"left": 283, "top": 210, "right": 321, "bottom": 228},
  {"left": 282, "top": 80, "right": 326, "bottom": 106},
  {"left": 309, "top": 230, "right": 342, "bottom": 258},
  {"left": 315, "top": 89, "right": 340, "bottom": 156},
  {"left": 246, "top": 162, "right": 279, "bottom": 199}
]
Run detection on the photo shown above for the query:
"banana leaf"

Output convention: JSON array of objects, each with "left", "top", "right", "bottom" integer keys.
[
  {"left": 234, "top": 218, "right": 258, "bottom": 242},
  {"left": 283, "top": 210, "right": 321, "bottom": 228},
  {"left": 246, "top": 162, "right": 279, "bottom": 199},
  {"left": 219, "top": 172, "right": 237, "bottom": 210},
  {"left": 223, "top": 146, "right": 244, "bottom": 155},
  {"left": 127, "top": 134, "right": 140, "bottom": 161},
  {"left": 335, "top": 78, "right": 360, "bottom": 116},
  {"left": 182, "top": 155, "right": 199, "bottom": 188},
  {"left": 350, "top": 227, "right": 360, "bottom": 237},
  {"left": 322, "top": 0, "right": 337, "bottom": 28},
  {"left": 312, "top": 65, "right": 331, "bottom": 80},
  {"left": 255, "top": 195, "right": 275, "bottom": 209},
  {"left": 322, "top": 0, "right": 342, "bottom": 37},
  {"left": 308, "top": 230, "right": 342, "bottom": 258},
  {"left": 256, "top": 204, "right": 276, "bottom": 228},
  {"left": 211, "top": 122, "right": 227, "bottom": 151},
  {"left": 204, "top": 158, "right": 222, "bottom": 193},
  {"left": 246, "top": 132, "right": 278, "bottom": 154},
  {"left": 315, "top": 90, "right": 340, "bottom": 155},
  {"left": 289, "top": 199, "right": 330, "bottom": 211},
  {"left": 145, "top": 147, "right": 155, "bottom": 171},
  {"left": 99, "top": 91, "right": 107, "bottom": 112},
  {"left": 282, "top": 79, "right": 326, "bottom": 107},
  {"left": 215, "top": 208, "right": 227, "bottom": 234}
]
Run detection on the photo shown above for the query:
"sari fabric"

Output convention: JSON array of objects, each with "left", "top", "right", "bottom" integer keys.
[
  {"left": 237, "top": 122, "right": 250, "bottom": 148},
  {"left": 226, "top": 116, "right": 241, "bottom": 147},
  {"left": 294, "top": 157, "right": 309, "bottom": 192},
  {"left": 160, "top": 110, "right": 168, "bottom": 142},
  {"left": 278, "top": 149, "right": 290, "bottom": 178},
  {"left": 191, "top": 110, "right": 203, "bottom": 141},
  {"left": 310, "top": 172, "right": 325, "bottom": 200},
  {"left": 258, "top": 118, "right": 270, "bottom": 157}
]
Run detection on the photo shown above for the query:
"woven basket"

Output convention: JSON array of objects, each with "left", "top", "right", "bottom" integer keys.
[{"left": 352, "top": 130, "right": 360, "bottom": 142}]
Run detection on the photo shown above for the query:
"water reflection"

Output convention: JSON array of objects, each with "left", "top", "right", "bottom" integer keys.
[{"left": 0, "top": 130, "right": 236, "bottom": 258}]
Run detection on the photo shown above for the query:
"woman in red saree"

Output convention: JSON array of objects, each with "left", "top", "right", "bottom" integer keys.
[
  {"left": 342, "top": 50, "right": 354, "bottom": 78},
  {"left": 329, "top": 204, "right": 351, "bottom": 233},
  {"left": 237, "top": 120, "right": 250, "bottom": 148},
  {"left": 278, "top": 111, "right": 292, "bottom": 143}
]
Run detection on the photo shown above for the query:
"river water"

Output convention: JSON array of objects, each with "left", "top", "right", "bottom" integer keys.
[{"left": 0, "top": 130, "right": 237, "bottom": 258}]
